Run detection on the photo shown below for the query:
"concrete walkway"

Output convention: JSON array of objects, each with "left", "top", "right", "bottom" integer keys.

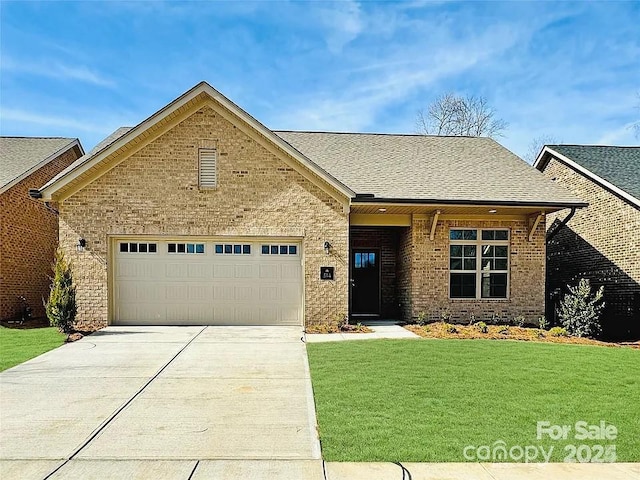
[
  {"left": 0, "top": 326, "right": 321, "bottom": 479},
  {"left": 305, "top": 324, "right": 419, "bottom": 343}
]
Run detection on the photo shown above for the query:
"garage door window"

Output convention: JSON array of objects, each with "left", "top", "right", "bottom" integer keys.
[
  {"left": 214, "top": 244, "right": 251, "bottom": 254},
  {"left": 168, "top": 243, "right": 205, "bottom": 254},
  {"left": 119, "top": 242, "right": 157, "bottom": 253},
  {"left": 261, "top": 245, "right": 298, "bottom": 255}
]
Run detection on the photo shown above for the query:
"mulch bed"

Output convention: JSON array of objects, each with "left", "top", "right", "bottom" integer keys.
[
  {"left": 306, "top": 323, "right": 373, "bottom": 334},
  {"left": 406, "top": 323, "right": 640, "bottom": 349}
]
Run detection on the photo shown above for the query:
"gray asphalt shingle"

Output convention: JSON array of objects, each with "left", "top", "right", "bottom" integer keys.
[
  {"left": 0, "top": 137, "right": 77, "bottom": 189},
  {"left": 547, "top": 145, "right": 640, "bottom": 201},
  {"left": 275, "top": 131, "right": 583, "bottom": 205}
]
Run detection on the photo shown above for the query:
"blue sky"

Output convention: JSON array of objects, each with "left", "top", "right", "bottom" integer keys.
[{"left": 1, "top": 1, "right": 638, "bottom": 160}]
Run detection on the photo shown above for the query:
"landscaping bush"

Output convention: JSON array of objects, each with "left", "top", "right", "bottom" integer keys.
[
  {"left": 443, "top": 322, "right": 458, "bottom": 334},
  {"left": 549, "top": 326, "right": 568, "bottom": 337},
  {"left": 416, "top": 311, "right": 429, "bottom": 326},
  {"left": 538, "top": 316, "right": 550, "bottom": 330},
  {"left": 557, "top": 278, "right": 604, "bottom": 338},
  {"left": 513, "top": 315, "right": 526, "bottom": 327},
  {"left": 498, "top": 326, "right": 510, "bottom": 335},
  {"left": 45, "top": 249, "right": 76, "bottom": 334},
  {"left": 474, "top": 321, "right": 488, "bottom": 333}
]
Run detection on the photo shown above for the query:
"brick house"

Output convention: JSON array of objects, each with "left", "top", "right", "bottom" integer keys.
[
  {"left": 535, "top": 145, "right": 640, "bottom": 339},
  {"left": 30, "top": 82, "right": 584, "bottom": 330},
  {"left": 1, "top": 137, "right": 84, "bottom": 321}
]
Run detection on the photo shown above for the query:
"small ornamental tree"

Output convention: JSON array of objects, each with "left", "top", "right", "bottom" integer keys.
[
  {"left": 45, "top": 249, "right": 77, "bottom": 334},
  {"left": 557, "top": 278, "right": 604, "bottom": 338}
]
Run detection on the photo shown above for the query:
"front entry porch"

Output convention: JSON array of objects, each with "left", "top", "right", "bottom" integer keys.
[{"left": 349, "top": 226, "right": 408, "bottom": 321}]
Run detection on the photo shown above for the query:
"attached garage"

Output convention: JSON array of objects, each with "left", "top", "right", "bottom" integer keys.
[{"left": 112, "top": 238, "right": 303, "bottom": 326}]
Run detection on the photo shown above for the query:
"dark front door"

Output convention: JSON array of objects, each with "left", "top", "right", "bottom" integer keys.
[{"left": 351, "top": 249, "right": 380, "bottom": 315}]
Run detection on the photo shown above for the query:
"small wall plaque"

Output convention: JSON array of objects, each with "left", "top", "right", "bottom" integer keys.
[{"left": 320, "top": 267, "right": 334, "bottom": 280}]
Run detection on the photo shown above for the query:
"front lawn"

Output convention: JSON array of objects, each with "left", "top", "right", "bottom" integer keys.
[
  {"left": 307, "top": 339, "right": 640, "bottom": 462},
  {"left": 0, "top": 326, "right": 65, "bottom": 371}
]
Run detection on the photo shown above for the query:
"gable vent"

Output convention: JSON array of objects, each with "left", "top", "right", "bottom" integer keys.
[{"left": 199, "top": 149, "right": 217, "bottom": 188}]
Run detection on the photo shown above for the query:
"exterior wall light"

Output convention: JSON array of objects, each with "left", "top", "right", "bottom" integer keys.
[
  {"left": 323, "top": 241, "right": 332, "bottom": 255},
  {"left": 77, "top": 238, "right": 86, "bottom": 252}
]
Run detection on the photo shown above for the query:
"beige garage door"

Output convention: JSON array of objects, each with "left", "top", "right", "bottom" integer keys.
[{"left": 113, "top": 239, "right": 303, "bottom": 325}]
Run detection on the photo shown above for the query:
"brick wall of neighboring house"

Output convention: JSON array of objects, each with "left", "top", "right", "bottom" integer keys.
[
  {"left": 405, "top": 217, "right": 546, "bottom": 324},
  {"left": 58, "top": 105, "right": 349, "bottom": 330},
  {"left": 541, "top": 157, "right": 640, "bottom": 338},
  {"left": 350, "top": 226, "right": 404, "bottom": 318},
  {"left": 0, "top": 146, "right": 82, "bottom": 321}
]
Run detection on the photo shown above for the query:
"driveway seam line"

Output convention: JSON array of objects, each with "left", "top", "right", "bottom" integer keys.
[
  {"left": 301, "top": 335, "right": 322, "bottom": 460},
  {"left": 187, "top": 460, "right": 200, "bottom": 479},
  {"left": 42, "top": 326, "right": 208, "bottom": 480}
]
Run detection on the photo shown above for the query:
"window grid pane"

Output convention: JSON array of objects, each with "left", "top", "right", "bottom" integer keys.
[{"left": 450, "top": 229, "right": 509, "bottom": 299}]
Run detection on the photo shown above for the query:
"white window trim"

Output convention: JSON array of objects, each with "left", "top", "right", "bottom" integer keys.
[{"left": 449, "top": 229, "right": 510, "bottom": 300}]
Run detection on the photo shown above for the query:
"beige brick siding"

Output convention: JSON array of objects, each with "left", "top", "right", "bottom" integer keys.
[
  {"left": 1, "top": 146, "right": 82, "bottom": 321},
  {"left": 541, "top": 157, "right": 640, "bottom": 337},
  {"left": 406, "top": 217, "right": 545, "bottom": 324},
  {"left": 58, "top": 105, "right": 349, "bottom": 330},
  {"left": 397, "top": 225, "right": 413, "bottom": 320}
]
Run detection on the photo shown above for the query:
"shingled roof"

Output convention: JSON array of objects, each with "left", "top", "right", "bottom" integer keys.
[
  {"left": 275, "top": 131, "right": 584, "bottom": 206},
  {"left": 0, "top": 137, "right": 80, "bottom": 192},
  {"left": 541, "top": 145, "right": 640, "bottom": 201}
]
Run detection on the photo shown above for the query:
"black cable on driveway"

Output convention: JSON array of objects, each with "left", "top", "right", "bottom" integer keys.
[{"left": 43, "top": 326, "right": 208, "bottom": 479}]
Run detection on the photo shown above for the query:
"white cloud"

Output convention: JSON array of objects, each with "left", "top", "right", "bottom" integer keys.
[
  {"left": 270, "top": 23, "right": 521, "bottom": 132},
  {"left": 2, "top": 56, "right": 115, "bottom": 87},
  {"left": 0, "top": 108, "right": 116, "bottom": 134},
  {"left": 316, "top": 1, "right": 364, "bottom": 54}
]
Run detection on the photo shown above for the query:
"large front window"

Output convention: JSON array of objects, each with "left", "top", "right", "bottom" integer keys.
[{"left": 449, "top": 229, "right": 509, "bottom": 299}]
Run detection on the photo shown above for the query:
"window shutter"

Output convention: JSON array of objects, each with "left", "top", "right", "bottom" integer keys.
[{"left": 199, "top": 149, "right": 217, "bottom": 188}]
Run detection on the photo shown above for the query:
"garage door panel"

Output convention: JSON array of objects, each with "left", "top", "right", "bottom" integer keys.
[
  {"left": 213, "top": 264, "right": 235, "bottom": 279},
  {"left": 188, "top": 263, "right": 210, "bottom": 279},
  {"left": 281, "top": 285, "right": 301, "bottom": 302},
  {"left": 259, "top": 286, "right": 280, "bottom": 301},
  {"left": 114, "top": 239, "right": 302, "bottom": 326},
  {"left": 282, "top": 265, "right": 301, "bottom": 280},
  {"left": 166, "top": 284, "right": 189, "bottom": 301},
  {"left": 189, "top": 285, "right": 212, "bottom": 301},
  {"left": 166, "top": 263, "right": 188, "bottom": 278},
  {"left": 213, "top": 285, "right": 235, "bottom": 301},
  {"left": 234, "top": 264, "right": 255, "bottom": 278},
  {"left": 259, "top": 264, "right": 279, "bottom": 279}
]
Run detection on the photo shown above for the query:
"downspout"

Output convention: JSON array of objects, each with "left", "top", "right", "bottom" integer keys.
[{"left": 546, "top": 207, "right": 576, "bottom": 242}]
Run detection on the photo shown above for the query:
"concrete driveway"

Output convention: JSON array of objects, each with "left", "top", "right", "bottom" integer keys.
[{"left": 0, "top": 326, "right": 322, "bottom": 479}]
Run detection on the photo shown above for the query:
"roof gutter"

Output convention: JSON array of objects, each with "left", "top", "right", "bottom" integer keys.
[
  {"left": 546, "top": 207, "right": 576, "bottom": 242},
  {"left": 351, "top": 196, "right": 587, "bottom": 209}
]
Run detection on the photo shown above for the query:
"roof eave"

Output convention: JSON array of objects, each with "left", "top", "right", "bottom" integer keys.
[
  {"left": 37, "top": 82, "right": 354, "bottom": 202},
  {"left": 535, "top": 146, "right": 640, "bottom": 209},
  {"left": 351, "top": 196, "right": 588, "bottom": 209},
  {"left": 0, "top": 139, "right": 83, "bottom": 195}
]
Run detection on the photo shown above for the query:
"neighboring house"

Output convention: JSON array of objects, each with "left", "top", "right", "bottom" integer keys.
[
  {"left": 535, "top": 145, "right": 640, "bottom": 339},
  {"left": 1, "top": 137, "right": 84, "bottom": 322},
  {"left": 30, "top": 82, "right": 584, "bottom": 330}
]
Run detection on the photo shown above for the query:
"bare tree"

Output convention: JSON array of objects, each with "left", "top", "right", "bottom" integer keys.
[
  {"left": 524, "top": 134, "right": 560, "bottom": 164},
  {"left": 415, "top": 93, "right": 508, "bottom": 138}
]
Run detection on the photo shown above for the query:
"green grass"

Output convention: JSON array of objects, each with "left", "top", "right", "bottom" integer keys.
[
  {"left": 307, "top": 339, "right": 640, "bottom": 462},
  {"left": 0, "top": 326, "right": 65, "bottom": 371}
]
